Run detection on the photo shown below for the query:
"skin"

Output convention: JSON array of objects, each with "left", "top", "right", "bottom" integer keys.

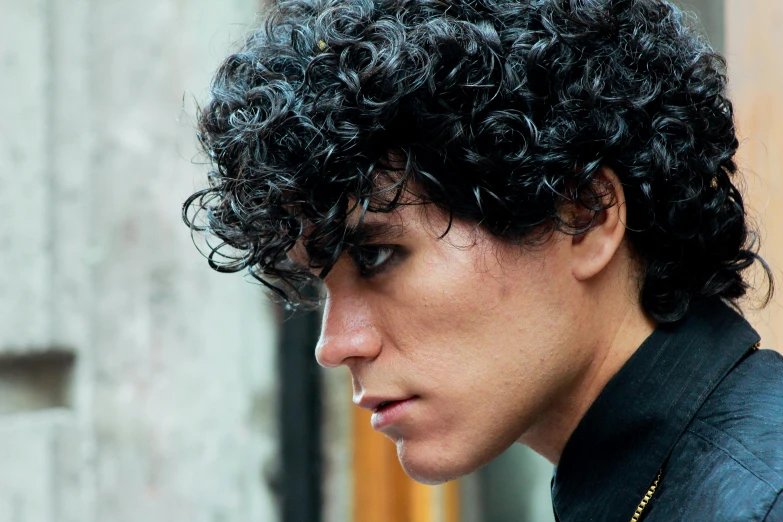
[{"left": 300, "top": 168, "right": 656, "bottom": 484}]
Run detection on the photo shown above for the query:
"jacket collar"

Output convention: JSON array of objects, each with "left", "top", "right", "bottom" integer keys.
[{"left": 551, "top": 298, "right": 760, "bottom": 522}]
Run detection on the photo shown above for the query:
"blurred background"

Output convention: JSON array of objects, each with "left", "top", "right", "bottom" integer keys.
[{"left": 0, "top": 0, "right": 779, "bottom": 521}]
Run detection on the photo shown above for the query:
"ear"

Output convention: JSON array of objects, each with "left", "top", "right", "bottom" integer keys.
[{"left": 570, "top": 167, "right": 627, "bottom": 281}]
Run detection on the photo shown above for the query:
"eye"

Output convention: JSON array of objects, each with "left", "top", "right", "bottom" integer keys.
[{"left": 350, "top": 245, "right": 396, "bottom": 277}]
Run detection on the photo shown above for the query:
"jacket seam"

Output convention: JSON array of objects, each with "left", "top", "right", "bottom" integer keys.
[
  {"left": 686, "top": 419, "right": 783, "bottom": 492},
  {"left": 763, "top": 488, "right": 783, "bottom": 521}
]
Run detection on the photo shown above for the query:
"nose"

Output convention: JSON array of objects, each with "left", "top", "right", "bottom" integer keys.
[{"left": 315, "top": 293, "right": 382, "bottom": 368}]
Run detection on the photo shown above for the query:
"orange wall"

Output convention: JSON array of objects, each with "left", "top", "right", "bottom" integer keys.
[
  {"left": 352, "top": 408, "right": 460, "bottom": 522},
  {"left": 725, "top": 1, "right": 783, "bottom": 352}
]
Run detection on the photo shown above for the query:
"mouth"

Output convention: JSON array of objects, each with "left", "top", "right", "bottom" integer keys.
[
  {"left": 369, "top": 397, "right": 418, "bottom": 431},
  {"left": 355, "top": 395, "right": 418, "bottom": 412},
  {"left": 375, "top": 399, "right": 403, "bottom": 412}
]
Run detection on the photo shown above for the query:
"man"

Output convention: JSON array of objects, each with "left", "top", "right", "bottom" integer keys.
[{"left": 183, "top": 0, "right": 783, "bottom": 520}]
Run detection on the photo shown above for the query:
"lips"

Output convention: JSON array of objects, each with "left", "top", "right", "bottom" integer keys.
[
  {"left": 376, "top": 399, "right": 402, "bottom": 412},
  {"left": 370, "top": 397, "right": 417, "bottom": 430},
  {"left": 355, "top": 395, "right": 416, "bottom": 412}
]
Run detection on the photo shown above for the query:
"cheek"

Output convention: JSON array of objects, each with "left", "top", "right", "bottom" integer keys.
[
  {"left": 373, "top": 247, "right": 560, "bottom": 413},
  {"left": 369, "top": 238, "right": 584, "bottom": 473},
  {"left": 374, "top": 254, "right": 502, "bottom": 372},
  {"left": 379, "top": 242, "right": 569, "bottom": 371}
]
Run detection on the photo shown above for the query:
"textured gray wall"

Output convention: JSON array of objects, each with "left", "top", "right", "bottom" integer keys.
[
  {"left": 0, "top": 1, "right": 280, "bottom": 521},
  {"left": 677, "top": 0, "right": 725, "bottom": 53}
]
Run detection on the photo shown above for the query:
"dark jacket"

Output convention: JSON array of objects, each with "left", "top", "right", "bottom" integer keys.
[{"left": 552, "top": 299, "right": 783, "bottom": 522}]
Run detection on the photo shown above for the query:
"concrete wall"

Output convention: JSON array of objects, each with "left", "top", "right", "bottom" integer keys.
[{"left": 0, "top": 1, "right": 280, "bottom": 521}]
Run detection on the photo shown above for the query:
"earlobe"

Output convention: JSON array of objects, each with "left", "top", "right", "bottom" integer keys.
[{"left": 570, "top": 168, "right": 627, "bottom": 281}]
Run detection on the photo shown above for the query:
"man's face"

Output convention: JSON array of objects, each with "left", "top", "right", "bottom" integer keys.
[{"left": 310, "top": 203, "right": 596, "bottom": 484}]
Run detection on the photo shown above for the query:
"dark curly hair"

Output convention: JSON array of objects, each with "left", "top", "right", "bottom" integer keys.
[{"left": 184, "top": 0, "right": 773, "bottom": 323}]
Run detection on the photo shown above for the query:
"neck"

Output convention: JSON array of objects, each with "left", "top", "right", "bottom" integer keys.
[{"left": 518, "top": 293, "right": 657, "bottom": 464}]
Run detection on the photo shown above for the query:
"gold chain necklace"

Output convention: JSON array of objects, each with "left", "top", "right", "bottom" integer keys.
[{"left": 630, "top": 469, "right": 662, "bottom": 522}]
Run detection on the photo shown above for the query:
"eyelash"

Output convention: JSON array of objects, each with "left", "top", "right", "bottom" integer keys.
[{"left": 349, "top": 245, "right": 397, "bottom": 277}]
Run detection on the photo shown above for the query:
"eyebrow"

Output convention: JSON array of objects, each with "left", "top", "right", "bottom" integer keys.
[
  {"left": 286, "top": 220, "right": 405, "bottom": 271},
  {"left": 346, "top": 220, "right": 405, "bottom": 244}
]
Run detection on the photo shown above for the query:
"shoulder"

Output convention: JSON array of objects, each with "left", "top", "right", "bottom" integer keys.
[
  {"left": 696, "top": 348, "right": 783, "bottom": 482},
  {"left": 647, "top": 349, "right": 783, "bottom": 521}
]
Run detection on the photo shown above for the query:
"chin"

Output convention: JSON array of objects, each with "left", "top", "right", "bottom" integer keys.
[{"left": 395, "top": 437, "right": 485, "bottom": 485}]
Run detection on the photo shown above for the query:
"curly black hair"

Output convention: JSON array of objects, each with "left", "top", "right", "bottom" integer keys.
[{"left": 184, "top": 0, "right": 773, "bottom": 323}]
